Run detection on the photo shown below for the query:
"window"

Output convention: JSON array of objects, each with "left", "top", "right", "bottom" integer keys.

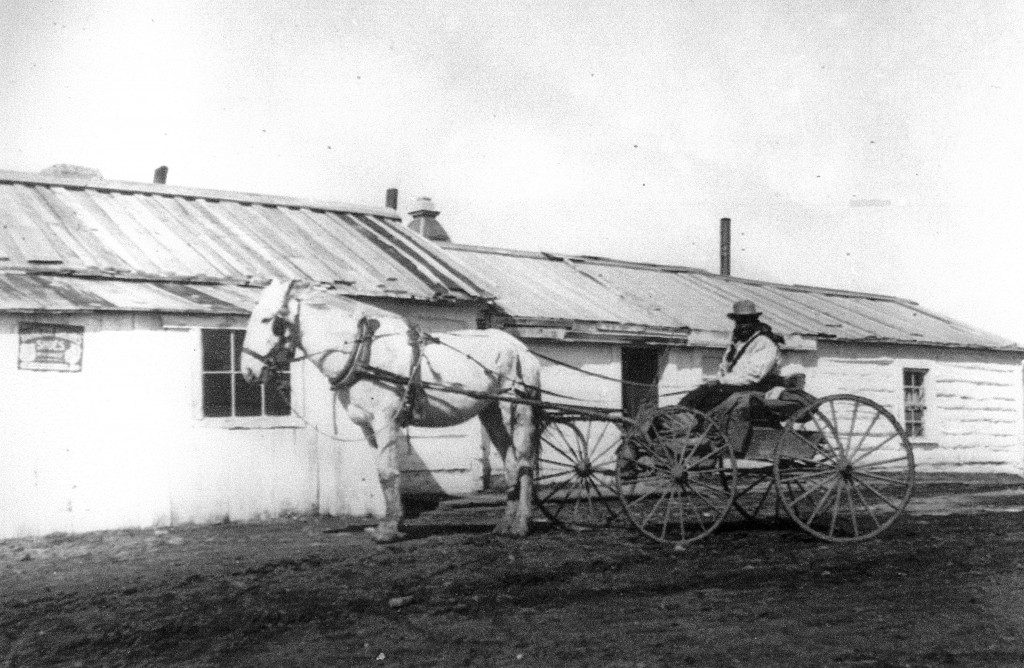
[
  {"left": 903, "top": 368, "right": 927, "bottom": 438},
  {"left": 201, "top": 329, "right": 291, "bottom": 418}
]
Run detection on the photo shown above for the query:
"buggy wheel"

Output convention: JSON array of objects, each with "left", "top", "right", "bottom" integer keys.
[
  {"left": 723, "top": 462, "right": 783, "bottom": 523},
  {"left": 533, "top": 419, "right": 630, "bottom": 530},
  {"left": 618, "top": 406, "right": 736, "bottom": 545},
  {"left": 774, "top": 394, "right": 915, "bottom": 542}
]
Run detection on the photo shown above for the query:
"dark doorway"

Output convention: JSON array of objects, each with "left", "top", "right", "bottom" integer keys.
[{"left": 621, "top": 347, "right": 662, "bottom": 421}]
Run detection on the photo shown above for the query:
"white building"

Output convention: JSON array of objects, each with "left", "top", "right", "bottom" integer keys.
[
  {"left": 0, "top": 171, "right": 492, "bottom": 539},
  {"left": 440, "top": 243, "right": 1024, "bottom": 477},
  {"left": 1, "top": 167, "right": 1020, "bottom": 540}
]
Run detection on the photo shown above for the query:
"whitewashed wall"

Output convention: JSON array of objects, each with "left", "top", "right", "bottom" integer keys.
[
  {"left": 807, "top": 342, "right": 1024, "bottom": 475},
  {"left": 0, "top": 302, "right": 482, "bottom": 540},
  {"left": 533, "top": 340, "right": 1024, "bottom": 476}
]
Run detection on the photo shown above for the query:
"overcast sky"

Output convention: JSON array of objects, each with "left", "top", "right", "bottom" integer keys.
[{"left": 1, "top": 1, "right": 1022, "bottom": 343}]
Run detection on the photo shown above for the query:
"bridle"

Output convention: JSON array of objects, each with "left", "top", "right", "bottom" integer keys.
[{"left": 241, "top": 285, "right": 302, "bottom": 380}]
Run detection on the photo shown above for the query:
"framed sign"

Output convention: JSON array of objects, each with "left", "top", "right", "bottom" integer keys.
[{"left": 18, "top": 323, "right": 84, "bottom": 372}]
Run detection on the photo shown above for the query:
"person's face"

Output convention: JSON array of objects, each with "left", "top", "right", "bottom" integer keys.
[{"left": 732, "top": 317, "right": 758, "bottom": 340}]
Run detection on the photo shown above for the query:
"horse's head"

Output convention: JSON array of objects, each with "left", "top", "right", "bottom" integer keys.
[{"left": 241, "top": 279, "right": 299, "bottom": 384}]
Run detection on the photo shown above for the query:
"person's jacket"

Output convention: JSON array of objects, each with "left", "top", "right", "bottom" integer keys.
[{"left": 717, "top": 331, "right": 781, "bottom": 386}]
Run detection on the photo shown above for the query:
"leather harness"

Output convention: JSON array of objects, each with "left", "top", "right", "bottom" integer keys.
[{"left": 245, "top": 284, "right": 439, "bottom": 428}]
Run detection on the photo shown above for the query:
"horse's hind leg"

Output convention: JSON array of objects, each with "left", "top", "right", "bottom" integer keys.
[
  {"left": 510, "top": 397, "right": 537, "bottom": 535},
  {"left": 481, "top": 401, "right": 533, "bottom": 537}
]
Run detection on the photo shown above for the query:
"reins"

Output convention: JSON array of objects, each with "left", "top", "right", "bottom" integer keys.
[{"left": 246, "top": 282, "right": 694, "bottom": 422}]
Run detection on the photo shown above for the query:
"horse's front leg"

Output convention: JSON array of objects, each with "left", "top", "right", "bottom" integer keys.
[{"left": 359, "top": 418, "right": 407, "bottom": 544}]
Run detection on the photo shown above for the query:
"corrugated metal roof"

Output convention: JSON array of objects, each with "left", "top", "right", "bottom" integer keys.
[
  {"left": 0, "top": 273, "right": 258, "bottom": 314},
  {"left": 0, "top": 170, "right": 490, "bottom": 303},
  {"left": 443, "top": 244, "right": 1021, "bottom": 351}
]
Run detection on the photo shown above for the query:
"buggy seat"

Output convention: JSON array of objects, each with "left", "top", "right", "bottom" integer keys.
[{"left": 711, "top": 374, "right": 818, "bottom": 459}]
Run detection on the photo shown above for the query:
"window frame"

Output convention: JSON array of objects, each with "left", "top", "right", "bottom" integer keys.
[
  {"left": 196, "top": 327, "right": 301, "bottom": 429},
  {"left": 902, "top": 367, "right": 928, "bottom": 440}
]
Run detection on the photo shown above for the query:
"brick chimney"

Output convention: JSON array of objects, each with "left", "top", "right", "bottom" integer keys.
[{"left": 407, "top": 197, "right": 451, "bottom": 242}]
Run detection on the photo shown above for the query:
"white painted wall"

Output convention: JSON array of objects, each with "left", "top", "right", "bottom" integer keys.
[
  {"left": 526, "top": 339, "right": 1024, "bottom": 476},
  {"left": 811, "top": 342, "right": 1024, "bottom": 475},
  {"left": 5, "top": 306, "right": 1019, "bottom": 541},
  {"left": 0, "top": 302, "right": 483, "bottom": 540}
]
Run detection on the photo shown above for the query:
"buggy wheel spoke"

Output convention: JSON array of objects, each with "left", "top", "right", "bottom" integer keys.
[
  {"left": 538, "top": 438, "right": 577, "bottom": 466},
  {"left": 748, "top": 478, "right": 775, "bottom": 518},
  {"left": 850, "top": 478, "right": 883, "bottom": 530},
  {"left": 855, "top": 468, "right": 911, "bottom": 486},
  {"left": 534, "top": 469, "right": 575, "bottom": 483},
  {"left": 846, "top": 480, "right": 860, "bottom": 537},
  {"left": 849, "top": 411, "right": 881, "bottom": 462},
  {"left": 854, "top": 454, "right": 910, "bottom": 471},
  {"left": 782, "top": 470, "right": 837, "bottom": 507},
  {"left": 640, "top": 491, "right": 671, "bottom": 528},
  {"left": 687, "top": 478, "right": 729, "bottom": 514},
  {"left": 688, "top": 441, "right": 732, "bottom": 468},
  {"left": 827, "top": 478, "right": 845, "bottom": 538},
  {"left": 537, "top": 456, "right": 577, "bottom": 470},
  {"left": 804, "top": 476, "right": 839, "bottom": 528},
  {"left": 682, "top": 425, "right": 717, "bottom": 466},
  {"left": 536, "top": 474, "right": 575, "bottom": 504},
  {"left": 850, "top": 433, "right": 899, "bottom": 464},
  {"left": 853, "top": 476, "right": 904, "bottom": 513},
  {"left": 659, "top": 489, "right": 679, "bottom": 541},
  {"left": 847, "top": 479, "right": 880, "bottom": 532}
]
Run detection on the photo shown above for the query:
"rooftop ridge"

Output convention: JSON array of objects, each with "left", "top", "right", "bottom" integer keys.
[
  {"left": 442, "top": 242, "right": 915, "bottom": 305},
  {"left": 0, "top": 169, "right": 401, "bottom": 219}
]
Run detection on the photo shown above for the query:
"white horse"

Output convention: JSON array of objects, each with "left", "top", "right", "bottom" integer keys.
[{"left": 240, "top": 279, "right": 541, "bottom": 543}]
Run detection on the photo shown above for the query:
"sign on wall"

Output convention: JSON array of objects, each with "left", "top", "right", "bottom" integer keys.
[{"left": 18, "top": 323, "right": 84, "bottom": 372}]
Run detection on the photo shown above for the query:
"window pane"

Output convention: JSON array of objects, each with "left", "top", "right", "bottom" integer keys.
[
  {"left": 234, "top": 373, "right": 263, "bottom": 417},
  {"left": 265, "top": 372, "right": 292, "bottom": 416},
  {"left": 231, "top": 331, "right": 245, "bottom": 371},
  {"left": 202, "top": 330, "right": 233, "bottom": 372},
  {"left": 203, "top": 374, "right": 233, "bottom": 417},
  {"left": 903, "top": 368, "right": 927, "bottom": 436}
]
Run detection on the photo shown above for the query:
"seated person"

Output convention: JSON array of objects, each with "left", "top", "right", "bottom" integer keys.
[
  {"left": 679, "top": 299, "right": 785, "bottom": 414},
  {"left": 621, "top": 301, "right": 786, "bottom": 476}
]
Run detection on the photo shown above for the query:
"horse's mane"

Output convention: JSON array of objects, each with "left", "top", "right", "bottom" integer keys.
[{"left": 295, "top": 284, "right": 403, "bottom": 322}]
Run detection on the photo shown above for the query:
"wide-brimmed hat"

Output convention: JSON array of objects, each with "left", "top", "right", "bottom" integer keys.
[{"left": 727, "top": 300, "right": 761, "bottom": 320}]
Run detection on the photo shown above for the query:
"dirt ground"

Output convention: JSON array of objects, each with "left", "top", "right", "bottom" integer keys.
[{"left": 5, "top": 476, "right": 1024, "bottom": 667}]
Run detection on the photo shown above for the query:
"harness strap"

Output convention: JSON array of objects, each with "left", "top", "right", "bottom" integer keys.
[
  {"left": 328, "top": 318, "right": 380, "bottom": 391},
  {"left": 396, "top": 324, "right": 436, "bottom": 426}
]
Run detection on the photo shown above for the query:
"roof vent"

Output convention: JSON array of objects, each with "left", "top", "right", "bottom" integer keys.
[
  {"left": 407, "top": 197, "right": 451, "bottom": 242},
  {"left": 40, "top": 164, "right": 103, "bottom": 180},
  {"left": 153, "top": 165, "right": 169, "bottom": 184}
]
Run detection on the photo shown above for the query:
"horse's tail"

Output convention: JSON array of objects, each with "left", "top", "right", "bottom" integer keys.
[
  {"left": 510, "top": 346, "right": 543, "bottom": 448},
  {"left": 512, "top": 344, "right": 542, "bottom": 401}
]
